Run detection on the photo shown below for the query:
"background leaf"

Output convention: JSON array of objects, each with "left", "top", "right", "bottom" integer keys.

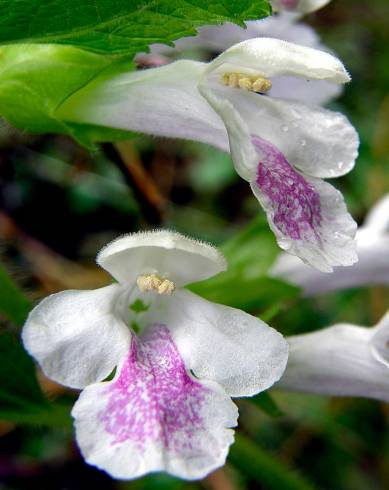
[
  {"left": 0, "top": 0, "right": 271, "bottom": 55},
  {"left": 249, "top": 391, "right": 284, "bottom": 418},
  {"left": 189, "top": 216, "right": 300, "bottom": 311},
  {"left": 0, "top": 44, "right": 136, "bottom": 145},
  {"left": 0, "top": 333, "right": 46, "bottom": 412},
  {"left": 0, "top": 264, "right": 71, "bottom": 426},
  {"left": 230, "top": 434, "right": 315, "bottom": 490},
  {"left": 0, "top": 262, "right": 32, "bottom": 326}
]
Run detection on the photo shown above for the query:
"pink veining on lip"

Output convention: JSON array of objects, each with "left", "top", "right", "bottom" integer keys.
[
  {"left": 99, "top": 324, "right": 209, "bottom": 453},
  {"left": 252, "top": 135, "right": 322, "bottom": 241}
]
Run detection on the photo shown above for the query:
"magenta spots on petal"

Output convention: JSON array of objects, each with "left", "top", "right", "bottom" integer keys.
[
  {"left": 99, "top": 325, "right": 209, "bottom": 452},
  {"left": 252, "top": 135, "right": 321, "bottom": 241}
]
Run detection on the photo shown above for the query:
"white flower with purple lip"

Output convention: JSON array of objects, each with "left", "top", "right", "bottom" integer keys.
[
  {"left": 57, "top": 38, "right": 359, "bottom": 272},
  {"left": 22, "top": 231, "right": 288, "bottom": 480},
  {"left": 278, "top": 311, "right": 389, "bottom": 402}
]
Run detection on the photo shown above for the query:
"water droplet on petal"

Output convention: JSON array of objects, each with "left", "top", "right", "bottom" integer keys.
[
  {"left": 300, "top": 139, "right": 306, "bottom": 147},
  {"left": 337, "top": 161, "right": 344, "bottom": 169},
  {"left": 281, "top": 124, "right": 289, "bottom": 132}
]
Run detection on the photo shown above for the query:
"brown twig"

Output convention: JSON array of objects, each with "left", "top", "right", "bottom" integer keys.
[
  {"left": 102, "top": 141, "right": 166, "bottom": 225},
  {"left": 0, "top": 211, "right": 108, "bottom": 292},
  {"left": 202, "top": 468, "right": 240, "bottom": 490}
]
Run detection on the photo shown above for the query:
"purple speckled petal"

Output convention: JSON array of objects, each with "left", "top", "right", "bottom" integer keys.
[
  {"left": 254, "top": 135, "right": 322, "bottom": 242},
  {"left": 72, "top": 324, "right": 237, "bottom": 480},
  {"left": 251, "top": 135, "right": 357, "bottom": 271}
]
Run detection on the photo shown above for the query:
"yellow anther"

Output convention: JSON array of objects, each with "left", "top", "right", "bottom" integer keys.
[
  {"left": 252, "top": 77, "right": 272, "bottom": 93},
  {"left": 157, "top": 279, "right": 175, "bottom": 295},
  {"left": 221, "top": 72, "right": 272, "bottom": 94},
  {"left": 137, "top": 273, "right": 175, "bottom": 295},
  {"left": 238, "top": 77, "right": 252, "bottom": 90}
]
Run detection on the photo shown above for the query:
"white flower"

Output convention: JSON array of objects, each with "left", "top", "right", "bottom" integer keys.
[
  {"left": 271, "top": 194, "right": 389, "bottom": 295},
  {"left": 146, "top": 13, "right": 341, "bottom": 106},
  {"left": 58, "top": 38, "right": 359, "bottom": 272},
  {"left": 22, "top": 230, "right": 288, "bottom": 480},
  {"left": 278, "top": 312, "right": 389, "bottom": 402},
  {"left": 271, "top": 0, "right": 331, "bottom": 14}
]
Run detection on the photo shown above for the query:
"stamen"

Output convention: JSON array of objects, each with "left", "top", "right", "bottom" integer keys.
[
  {"left": 137, "top": 273, "right": 175, "bottom": 295},
  {"left": 221, "top": 72, "right": 272, "bottom": 94}
]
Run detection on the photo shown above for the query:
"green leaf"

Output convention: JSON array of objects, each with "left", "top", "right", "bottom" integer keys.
[
  {"left": 0, "top": 332, "right": 48, "bottom": 414},
  {"left": 0, "top": 262, "right": 32, "bottom": 326},
  {"left": 230, "top": 434, "right": 316, "bottom": 490},
  {"left": 249, "top": 391, "right": 284, "bottom": 418},
  {"left": 0, "top": 331, "right": 74, "bottom": 426},
  {"left": 221, "top": 215, "right": 280, "bottom": 274},
  {"left": 0, "top": 0, "right": 272, "bottom": 55},
  {"left": 0, "top": 267, "right": 71, "bottom": 426},
  {"left": 0, "top": 401, "right": 73, "bottom": 427},
  {"left": 189, "top": 216, "right": 300, "bottom": 311},
  {"left": 0, "top": 44, "right": 135, "bottom": 145},
  {"left": 190, "top": 274, "right": 298, "bottom": 311}
]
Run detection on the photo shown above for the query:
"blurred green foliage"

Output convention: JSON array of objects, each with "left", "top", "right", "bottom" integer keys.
[{"left": 0, "top": 263, "right": 31, "bottom": 325}]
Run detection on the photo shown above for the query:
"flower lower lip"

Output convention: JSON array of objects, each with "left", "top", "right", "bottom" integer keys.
[{"left": 252, "top": 135, "right": 322, "bottom": 242}]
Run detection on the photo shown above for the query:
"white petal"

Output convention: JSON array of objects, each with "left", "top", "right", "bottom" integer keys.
[
  {"left": 271, "top": 194, "right": 389, "bottom": 295},
  {"left": 72, "top": 325, "right": 237, "bottom": 480},
  {"left": 57, "top": 60, "right": 230, "bottom": 152},
  {"left": 140, "top": 289, "right": 288, "bottom": 397},
  {"left": 151, "top": 16, "right": 341, "bottom": 107},
  {"left": 97, "top": 230, "right": 227, "bottom": 286},
  {"left": 363, "top": 194, "right": 389, "bottom": 233},
  {"left": 208, "top": 38, "right": 350, "bottom": 83},
  {"left": 256, "top": 17, "right": 343, "bottom": 104},
  {"left": 272, "top": 0, "right": 331, "bottom": 14},
  {"left": 269, "top": 76, "right": 342, "bottom": 106},
  {"left": 151, "top": 15, "right": 319, "bottom": 55},
  {"left": 22, "top": 284, "right": 130, "bottom": 389},
  {"left": 258, "top": 13, "right": 319, "bottom": 43},
  {"left": 249, "top": 136, "right": 356, "bottom": 271},
  {"left": 278, "top": 319, "right": 389, "bottom": 402},
  {"left": 271, "top": 229, "right": 389, "bottom": 295},
  {"left": 370, "top": 312, "right": 389, "bottom": 368},
  {"left": 205, "top": 84, "right": 359, "bottom": 180}
]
